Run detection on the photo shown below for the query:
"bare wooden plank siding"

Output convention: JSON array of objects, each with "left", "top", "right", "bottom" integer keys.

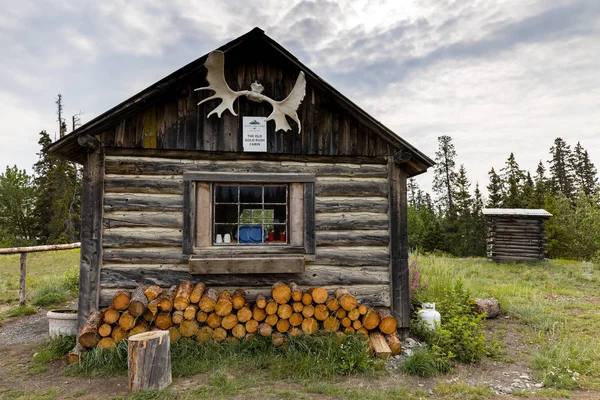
[
  {"left": 103, "top": 211, "right": 182, "bottom": 228},
  {"left": 104, "top": 175, "right": 183, "bottom": 194},
  {"left": 103, "top": 227, "right": 182, "bottom": 248},
  {"left": 104, "top": 193, "right": 183, "bottom": 211}
]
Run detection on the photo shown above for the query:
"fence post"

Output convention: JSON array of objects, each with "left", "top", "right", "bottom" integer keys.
[{"left": 19, "top": 252, "right": 27, "bottom": 305}]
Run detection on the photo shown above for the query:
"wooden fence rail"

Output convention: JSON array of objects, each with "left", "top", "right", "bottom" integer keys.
[{"left": 0, "top": 243, "right": 81, "bottom": 305}]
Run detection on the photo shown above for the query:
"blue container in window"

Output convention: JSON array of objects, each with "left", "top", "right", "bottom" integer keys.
[{"left": 238, "top": 225, "right": 265, "bottom": 243}]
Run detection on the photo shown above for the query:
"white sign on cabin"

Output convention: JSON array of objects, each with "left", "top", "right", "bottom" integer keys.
[{"left": 242, "top": 117, "right": 267, "bottom": 152}]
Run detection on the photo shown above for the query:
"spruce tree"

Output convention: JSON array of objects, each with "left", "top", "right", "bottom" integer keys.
[
  {"left": 471, "top": 183, "right": 487, "bottom": 256},
  {"left": 407, "top": 178, "right": 419, "bottom": 208},
  {"left": 486, "top": 168, "right": 503, "bottom": 207},
  {"left": 501, "top": 153, "right": 525, "bottom": 208},
  {"left": 548, "top": 137, "right": 575, "bottom": 198},
  {"left": 432, "top": 135, "right": 458, "bottom": 214},
  {"left": 572, "top": 142, "right": 598, "bottom": 196},
  {"left": 453, "top": 165, "right": 473, "bottom": 256},
  {"left": 521, "top": 172, "right": 535, "bottom": 208},
  {"left": 533, "top": 161, "right": 547, "bottom": 208}
]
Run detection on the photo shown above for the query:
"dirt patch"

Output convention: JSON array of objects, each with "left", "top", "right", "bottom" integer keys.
[{"left": 0, "top": 309, "right": 49, "bottom": 346}]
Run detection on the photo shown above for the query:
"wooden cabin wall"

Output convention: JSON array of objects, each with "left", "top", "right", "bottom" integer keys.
[
  {"left": 100, "top": 41, "right": 395, "bottom": 158},
  {"left": 99, "top": 153, "right": 392, "bottom": 308},
  {"left": 486, "top": 217, "right": 548, "bottom": 261}
]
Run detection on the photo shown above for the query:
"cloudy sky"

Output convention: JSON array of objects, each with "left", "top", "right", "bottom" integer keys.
[{"left": 1, "top": 0, "right": 599, "bottom": 195}]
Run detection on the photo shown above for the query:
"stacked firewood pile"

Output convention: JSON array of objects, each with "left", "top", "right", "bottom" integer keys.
[{"left": 76, "top": 281, "right": 401, "bottom": 359}]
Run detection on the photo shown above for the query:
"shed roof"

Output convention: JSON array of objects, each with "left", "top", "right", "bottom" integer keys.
[
  {"left": 482, "top": 208, "right": 552, "bottom": 218},
  {"left": 47, "top": 27, "right": 434, "bottom": 174}
]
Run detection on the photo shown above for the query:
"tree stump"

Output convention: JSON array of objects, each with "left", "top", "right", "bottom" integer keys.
[
  {"left": 473, "top": 298, "right": 501, "bottom": 318},
  {"left": 128, "top": 331, "right": 172, "bottom": 392}
]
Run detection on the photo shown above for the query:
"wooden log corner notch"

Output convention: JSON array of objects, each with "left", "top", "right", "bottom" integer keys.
[
  {"left": 77, "top": 134, "right": 100, "bottom": 152},
  {"left": 393, "top": 150, "right": 412, "bottom": 164}
]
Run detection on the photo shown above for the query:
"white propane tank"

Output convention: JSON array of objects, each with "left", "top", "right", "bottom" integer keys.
[{"left": 418, "top": 303, "right": 441, "bottom": 331}]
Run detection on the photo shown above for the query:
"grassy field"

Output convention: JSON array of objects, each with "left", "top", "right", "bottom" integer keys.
[
  {"left": 2, "top": 250, "right": 600, "bottom": 399},
  {"left": 0, "top": 249, "right": 79, "bottom": 308}
]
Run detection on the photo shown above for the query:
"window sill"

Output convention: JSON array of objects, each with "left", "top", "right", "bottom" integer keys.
[{"left": 189, "top": 253, "right": 305, "bottom": 274}]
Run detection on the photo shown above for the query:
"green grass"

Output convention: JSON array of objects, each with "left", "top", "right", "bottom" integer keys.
[
  {"left": 0, "top": 388, "right": 61, "bottom": 400},
  {"left": 5, "top": 305, "right": 37, "bottom": 317},
  {"left": 433, "top": 381, "right": 495, "bottom": 400},
  {"left": 26, "top": 335, "right": 77, "bottom": 375},
  {"left": 401, "top": 348, "right": 439, "bottom": 377},
  {"left": 412, "top": 253, "right": 600, "bottom": 391},
  {"left": 0, "top": 249, "right": 79, "bottom": 304}
]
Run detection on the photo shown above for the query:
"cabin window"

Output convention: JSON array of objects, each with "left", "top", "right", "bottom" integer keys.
[{"left": 182, "top": 172, "right": 315, "bottom": 274}]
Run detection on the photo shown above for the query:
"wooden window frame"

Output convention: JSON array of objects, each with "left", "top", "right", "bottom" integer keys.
[{"left": 183, "top": 172, "right": 315, "bottom": 274}]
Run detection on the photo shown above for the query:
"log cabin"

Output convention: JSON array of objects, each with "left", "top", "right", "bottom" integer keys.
[{"left": 47, "top": 27, "right": 434, "bottom": 332}]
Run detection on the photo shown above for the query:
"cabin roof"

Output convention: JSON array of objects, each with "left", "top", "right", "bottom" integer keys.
[
  {"left": 482, "top": 208, "right": 552, "bottom": 218},
  {"left": 47, "top": 27, "right": 434, "bottom": 173}
]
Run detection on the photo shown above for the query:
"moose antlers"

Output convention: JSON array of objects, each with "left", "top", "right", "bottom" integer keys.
[{"left": 195, "top": 51, "right": 306, "bottom": 133}]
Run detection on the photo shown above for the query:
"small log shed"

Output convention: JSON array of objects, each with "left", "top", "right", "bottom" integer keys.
[
  {"left": 47, "top": 27, "right": 434, "bottom": 332},
  {"left": 483, "top": 208, "right": 552, "bottom": 262}
]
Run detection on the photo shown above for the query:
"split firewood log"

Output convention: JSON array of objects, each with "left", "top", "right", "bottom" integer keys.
[
  {"left": 276, "top": 318, "right": 290, "bottom": 333},
  {"left": 301, "top": 317, "right": 318, "bottom": 334},
  {"left": 307, "top": 287, "right": 328, "bottom": 304},
  {"left": 272, "top": 332, "right": 288, "bottom": 347},
  {"left": 79, "top": 311, "right": 103, "bottom": 348},
  {"left": 288, "top": 312, "right": 303, "bottom": 327},
  {"left": 245, "top": 319, "right": 259, "bottom": 333},
  {"left": 265, "top": 314, "right": 278, "bottom": 326},
  {"left": 231, "top": 323, "right": 246, "bottom": 339},
  {"left": 196, "top": 326, "right": 213, "bottom": 342},
  {"left": 171, "top": 311, "right": 184, "bottom": 325},
  {"left": 377, "top": 309, "right": 398, "bottom": 335},
  {"left": 272, "top": 282, "right": 292, "bottom": 304},
  {"left": 184, "top": 305, "right": 199, "bottom": 321},
  {"left": 361, "top": 309, "right": 381, "bottom": 330},
  {"left": 473, "top": 298, "right": 501, "bottom": 319},
  {"left": 130, "top": 320, "right": 149, "bottom": 336},
  {"left": 369, "top": 332, "right": 392, "bottom": 359},
  {"left": 168, "top": 326, "right": 181, "bottom": 343},
  {"left": 314, "top": 304, "right": 329, "bottom": 321},
  {"left": 252, "top": 304, "right": 266, "bottom": 322},
  {"left": 221, "top": 314, "right": 238, "bottom": 330},
  {"left": 199, "top": 288, "right": 218, "bottom": 312},
  {"left": 326, "top": 296, "right": 340, "bottom": 311},
  {"left": 98, "top": 337, "right": 116, "bottom": 349},
  {"left": 215, "top": 290, "right": 233, "bottom": 316},
  {"left": 144, "top": 285, "right": 163, "bottom": 302},
  {"left": 155, "top": 313, "right": 172, "bottom": 330},
  {"left": 323, "top": 316, "right": 340, "bottom": 332},
  {"left": 174, "top": 280, "right": 194, "bottom": 311},
  {"left": 179, "top": 320, "right": 199, "bottom": 337},
  {"left": 237, "top": 305, "right": 252, "bottom": 323},
  {"left": 195, "top": 311, "right": 208, "bottom": 323},
  {"left": 103, "top": 306, "right": 120, "bottom": 325},
  {"left": 119, "top": 311, "right": 136, "bottom": 331},
  {"left": 334, "top": 288, "right": 357, "bottom": 311},
  {"left": 255, "top": 294, "right": 267, "bottom": 309},
  {"left": 111, "top": 325, "right": 127, "bottom": 343},
  {"left": 212, "top": 327, "right": 227, "bottom": 342},
  {"left": 258, "top": 322, "right": 272, "bottom": 336},
  {"left": 189, "top": 282, "right": 206, "bottom": 304},
  {"left": 112, "top": 291, "right": 131, "bottom": 311},
  {"left": 386, "top": 333, "right": 402, "bottom": 356},
  {"left": 302, "top": 304, "right": 315, "bottom": 318},
  {"left": 99, "top": 323, "right": 112, "bottom": 337},
  {"left": 292, "top": 302, "right": 304, "bottom": 313},
  {"left": 265, "top": 298, "right": 278, "bottom": 315},
  {"left": 277, "top": 304, "right": 293, "bottom": 320},
  {"left": 66, "top": 343, "right": 86, "bottom": 364},
  {"left": 348, "top": 308, "right": 360, "bottom": 321},
  {"left": 206, "top": 313, "right": 222, "bottom": 329},
  {"left": 158, "top": 285, "right": 177, "bottom": 312},
  {"left": 231, "top": 289, "right": 246, "bottom": 310},
  {"left": 301, "top": 292, "right": 312, "bottom": 306},
  {"left": 147, "top": 296, "right": 161, "bottom": 315},
  {"left": 336, "top": 308, "right": 347, "bottom": 319},
  {"left": 142, "top": 308, "right": 156, "bottom": 323},
  {"left": 290, "top": 282, "right": 303, "bottom": 302}
]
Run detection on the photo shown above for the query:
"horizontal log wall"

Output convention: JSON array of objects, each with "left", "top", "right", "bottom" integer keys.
[
  {"left": 485, "top": 217, "right": 548, "bottom": 262},
  {"left": 100, "top": 155, "right": 391, "bottom": 307}
]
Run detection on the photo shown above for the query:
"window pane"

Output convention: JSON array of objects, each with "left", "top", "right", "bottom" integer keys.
[
  {"left": 239, "top": 206, "right": 263, "bottom": 224},
  {"left": 240, "top": 186, "right": 262, "bottom": 203},
  {"left": 214, "top": 204, "right": 238, "bottom": 223},
  {"left": 264, "top": 185, "right": 286, "bottom": 203},
  {"left": 215, "top": 185, "right": 238, "bottom": 203},
  {"left": 266, "top": 205, "right": 287, "bottom": 224}
]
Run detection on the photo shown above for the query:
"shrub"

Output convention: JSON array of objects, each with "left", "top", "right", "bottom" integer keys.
[
  {"left": 32, "top": 290, "right": 69, "bottom": 307},
  {"left": 411, "top": 280, "right": 489, "bottom": 370},
  {"left": 61, "top": 266, "right": 79, "bottom": 294}
]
